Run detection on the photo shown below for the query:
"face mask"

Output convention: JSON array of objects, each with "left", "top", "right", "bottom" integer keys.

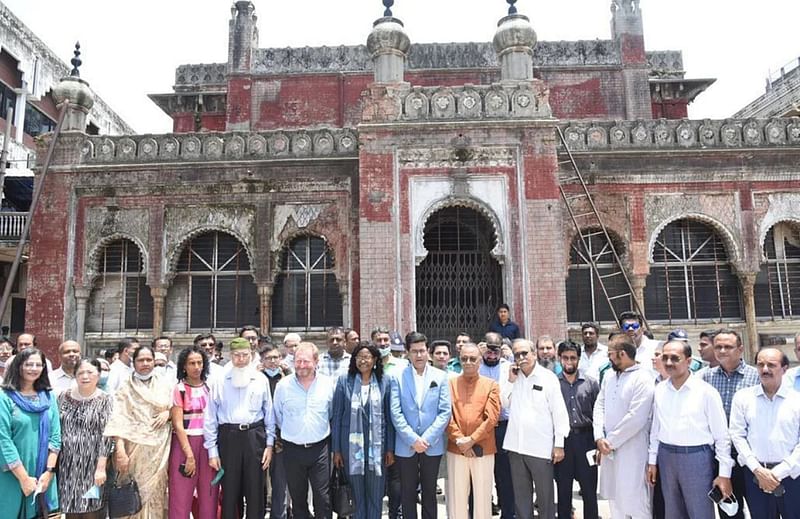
[
  {"left": 154, "top": 366, "right": 166, "bottom": 376},
  {"left": 379, "top": 347, "right": 391, "bottom": 358},
  {"left": 719, "top": 496, "right": 739, "bottom": 516},
  {"left": 99, "top": 372, "right": 109, "bottom": 386},
  {"left": 265, "top": 367, "right": 281, "bottom": 377},
  {"left": 0, "top": 360, "right": 5, "bottom": 368},
  {"left": 133, "top": 371, "right": 153, "bottom": 381}
]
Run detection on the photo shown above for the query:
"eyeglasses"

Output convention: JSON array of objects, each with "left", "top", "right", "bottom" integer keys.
[
  {"left": 513, "top": 351, "right": 531, "bottom": 359},
  {"left": 409, "top": 349, "right": 427, "bottom": 357},
  {"left": 264, "top": 355, "right": 281, "bottom": 361},
  {"left": 355, "top": 354, "right": 374, "bottom": 362},
  {"left": 661, "top": 355, "right": 682, "bottom": 363},
  {"left": 622, "top": 322, "right": 641, "bottom": 331},
  {"left": 460, "top": 356, "right": 480, "bottom": 364},
  {"left": 198, "top": 342, "right": 215, "bottom": 348}
]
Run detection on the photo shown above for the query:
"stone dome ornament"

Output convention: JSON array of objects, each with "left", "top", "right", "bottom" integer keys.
[
  {"left": 383, "top": 0, "right": 394, "bottom": 17},
  {"left": 493, "top": 5, "right": 537, "bottom": 81},
  {"left": 366, "top": 1, "right": 410, "bottom": 83},
  {"left": 507, "top": 0, "right": 518, "bottom": 15},
  {"left": 52, "top": 41, "right": 96, "bottom": 131}
]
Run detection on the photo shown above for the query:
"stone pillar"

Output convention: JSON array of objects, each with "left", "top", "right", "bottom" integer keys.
[
  {"left": 150, "top": 286, "right": 168, "bottom": 337},
  {"left": 258, "top": 283, "right": 273, "bottom": 334},
  {"left": 738, "top": 272, "right": 759, "bottom": 361},
  {"left": 630, "top": 274, "right": 647, "bottom": 317},
  {"left": 51, "top": 44, "right": 95, "bottom": 131},
  {"left": 493, "top": 14, "right": 537, "bottom": 81},
  {"left": 366, "top": 16, "right": 410, "bottom": 84},
  {"left": 74, "top": 285, "right": 91, "bottom": 345}
]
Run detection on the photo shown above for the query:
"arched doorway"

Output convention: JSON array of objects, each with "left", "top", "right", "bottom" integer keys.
[{"left": 416, "top": 206, "right": 503, "bottom": 341}]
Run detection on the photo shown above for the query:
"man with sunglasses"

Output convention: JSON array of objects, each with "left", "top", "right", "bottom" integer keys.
[
  {"left": 646, "top": 340, "right": 733, "bottom": 519},
  {"left": 618, "top": 310, "right": 659, "bottom": 373}
]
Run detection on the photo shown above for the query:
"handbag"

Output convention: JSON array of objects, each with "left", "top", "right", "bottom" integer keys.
[
  {"left": 107, "top": 477, "right": 142, "bottom": 518},
  {"left": 330, "top": 466, "right": 355, "bottom": 517}
]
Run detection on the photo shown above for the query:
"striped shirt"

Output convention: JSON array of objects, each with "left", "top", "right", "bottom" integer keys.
[{"left": 173, "top": 382, "right": 209, "bottom": 436}]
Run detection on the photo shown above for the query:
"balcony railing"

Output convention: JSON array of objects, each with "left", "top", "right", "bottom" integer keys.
[{"left": 0, "top": 212, "right": 27, "bottom": 240}]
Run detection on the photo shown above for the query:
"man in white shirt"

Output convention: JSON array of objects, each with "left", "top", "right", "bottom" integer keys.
[
  {"left": 106, "top": 337, "right": 139, "bottom": 393},
  {"left": 782, "top": 331, "right": 800, "bottom": 391},
  {"left": 646, "top": 340, "right": 733, "bottom": 519},
  {"left": 50, "top": 340, "right": 81, "bottom": 395},
  {"left": 579, "top": 322, "right": 607, "bottom": 380},
  {"left": 593, "top": 331, "right": 655, "bottom": 519},
  {"left": 730, "top": 347, "right": 800, "bottom": 517},
  {"left": 501, "top": 338, "right": 570, "bottom": 519}
]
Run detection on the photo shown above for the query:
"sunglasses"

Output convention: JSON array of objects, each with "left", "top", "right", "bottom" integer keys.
[{"left": 622, "top": 322, "right": 641, "bottom": 331}]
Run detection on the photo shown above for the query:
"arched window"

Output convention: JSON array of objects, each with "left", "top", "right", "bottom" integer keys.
[
  {"left": 87, "top": 239, "right": 153, "bottom": 334},
  {"left": 271, "top": 235, "right": 342, "bottom": 330},
  {"left": 645, "top": 220, "right": 741, "bottom": 322},
  {"left": 566, "top": 230, "right": 631, "bottom": 324},
  {"left": 755, "top": 223, "right": 800, "bottom": 319},
  {"left": 165, "top": 231, "right": 258, "bottom": 332}
]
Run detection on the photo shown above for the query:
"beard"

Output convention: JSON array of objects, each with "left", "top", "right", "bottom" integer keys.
[
  {"left": 562, "top": 364, "right": 577, "bottom": 375},
  {"left": 538, "top": 357, "right": 555, "bottom": 370},
  {"left": 483, "top": 356, "right": 500, "bottom": 367},
  {"left": 231, "top": 366, "right": 251, "bottom": 388},
  {"left": 610, "top": 358, "right": 623, "bottom": 372}
]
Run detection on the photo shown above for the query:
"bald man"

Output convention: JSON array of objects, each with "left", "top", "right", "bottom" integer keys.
[{"left": 51, "top": 340, "right": 81, "bottom": 395}]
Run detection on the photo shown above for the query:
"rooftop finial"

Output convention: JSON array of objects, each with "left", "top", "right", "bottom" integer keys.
[
  {"left": 70, "top": 42, "right": 81, "bottom": 77},
  {"left": 507, "top": 0, "right": 518, "bottom": 15},
  {"left": 383, "top": 0, "right": 394, "bottom": 17}
]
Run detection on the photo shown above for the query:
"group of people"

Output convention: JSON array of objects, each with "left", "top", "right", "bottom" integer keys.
[{"left": 0, "top": 305, "right": 798, "bottom": 519}]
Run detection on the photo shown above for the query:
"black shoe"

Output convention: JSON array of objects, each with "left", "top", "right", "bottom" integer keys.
[{"left": 492, "top": 503, "right": 500, "bottom": 516}]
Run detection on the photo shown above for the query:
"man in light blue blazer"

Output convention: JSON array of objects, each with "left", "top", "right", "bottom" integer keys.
[{"left": 390, "top": 331, "right": 452, "bottom": 519}]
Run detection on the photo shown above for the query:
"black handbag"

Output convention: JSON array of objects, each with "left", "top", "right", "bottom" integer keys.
[
  {"left": 330, "top": 466, "right": 355, "bottom": 517},
  {"left": 107, "top": 478, "right": 142, "bottom": 518}
]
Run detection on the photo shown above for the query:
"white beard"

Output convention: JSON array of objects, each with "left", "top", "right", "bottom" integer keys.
[{"left": 231, "top": 366, "right": 251, "bottom": 388}]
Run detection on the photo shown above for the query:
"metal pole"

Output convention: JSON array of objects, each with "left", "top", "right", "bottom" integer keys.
[
  {"left": 0, "top": 102, "right": 69, "bottom": 321},
  {"left": 0, "top": 106, "right": 14, "bottom": 206}
]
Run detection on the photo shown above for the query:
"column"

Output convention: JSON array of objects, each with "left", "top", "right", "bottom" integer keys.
[
  {"left": 150, "top": 285, "right": 168, "bottom": 337},
  {"left": 630, "top": 274, "right": 647, "bottom": 318},
  {"left": 74, "top": 285, "right": 91, "bottom": 345},
  {"left": 738, "top": 272, "right": 759, "bottom": 361},
  {"left": 257, "top": 283, "right": 272, "bottom": 334}
]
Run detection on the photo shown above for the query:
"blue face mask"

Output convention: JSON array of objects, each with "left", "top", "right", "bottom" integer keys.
[
  {"left": 265, "top": 367, "right": 281, "bottom": 377},
  {"left": 99, "top": 372, "right": 109, "bottom": 386},
  {"left": 379, "top": 347, "right": 391, "bottom": 358}
]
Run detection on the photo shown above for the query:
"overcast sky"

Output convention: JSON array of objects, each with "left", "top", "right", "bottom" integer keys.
[{"left": 3, "top": 0, "right": 798, "bottom": 134}]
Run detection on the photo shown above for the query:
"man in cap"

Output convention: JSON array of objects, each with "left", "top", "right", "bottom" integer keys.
[
  {"left": 389, "top": 331, "right": 407, "bottom": 359},
  {"left": 481, "top": 332, "right": 514, "bottom": 519},
  {"left": 153, "top": 336, "right": 177, "bottom": 379},
  {"left": 204, "top": 337, "right": 275, "bottom": 519},
  {"left": 666, "top": 328, "right": 704, "bottom": 373},
  {"left": 282, "top": 332, "right": 301, "bottom": 368}
]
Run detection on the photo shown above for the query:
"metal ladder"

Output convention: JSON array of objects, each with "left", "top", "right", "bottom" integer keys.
[{"left": 556, "top": 126, "right": 648, "bottom": 328}]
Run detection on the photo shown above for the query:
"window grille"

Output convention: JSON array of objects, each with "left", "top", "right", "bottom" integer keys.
[
  {"left": 755, "top": 224, "right": 800, "bottom": 319},
  {"left": 271, "top": 235, "right": 342, "bottom": 330},
  {"left": 165, "top": 231, "right": 258, "bottom": 332},
  {"left": 87, "top": 239, "right": 153, "bottom": 334},
  {"left": 644, "top": 220, "right": 742, "bottom": 323}
]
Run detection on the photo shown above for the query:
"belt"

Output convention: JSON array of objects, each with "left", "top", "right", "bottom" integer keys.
[
  {"left": 220, "top": 421, "right": 263, "bottom": 432},
  {"left": 571, "top": 425, "right": 593, "bottom": 432},
  {"left": 763, "top": 462, "right": 781, "bottom": 469},
  {"left": 284, "top": 438, "right": 327, "bottom": 449},
  {"left": 659, "top": 442, "right": 710, "bottom": 454}
]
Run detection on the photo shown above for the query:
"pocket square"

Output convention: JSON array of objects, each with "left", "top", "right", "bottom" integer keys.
[{"left": 429, "top": 381, "right": 438, "bottom": 388}]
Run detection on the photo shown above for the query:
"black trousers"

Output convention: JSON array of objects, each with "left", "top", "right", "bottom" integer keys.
[
  {"left": 718, "top": 460, "right": 746, "bottom": 519},
  {"left": 386, "top": 459, "right": 402, "bottom": 519},
  {"left": 554, "top": 428, "right": 598, "bottom": 519},
  {"left": 494, "top": 420, "right": 515, "bottom": 519},
  {"left": 283, "top": 439, "right": 332, "bottom": 519},
  {"left": 218, "top": 423, "right": 267, "bottom": 519},
  {"left": 396, "top": 452, "right": 441, "bottom": 519}
]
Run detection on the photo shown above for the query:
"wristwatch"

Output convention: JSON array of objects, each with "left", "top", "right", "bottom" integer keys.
[{"left": 45, "top": 466, "right": 56, "bottom": 473}]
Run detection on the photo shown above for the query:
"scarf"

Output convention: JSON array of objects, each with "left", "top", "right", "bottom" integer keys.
[
  {"left": 103, "top": 373, "right": 172, "bottom": 446},
  {"left": 6, "top": 389, "right": 56, "bottom": 510},
  {"left": 348, "top": 374, "right": 383, "bottom": 477}
]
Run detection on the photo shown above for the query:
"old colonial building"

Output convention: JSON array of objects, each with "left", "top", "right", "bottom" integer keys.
[{"left": 25, "top": 0, "right": 800, "bottom": 359}]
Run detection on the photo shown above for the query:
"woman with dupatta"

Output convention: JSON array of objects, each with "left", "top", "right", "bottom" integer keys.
[
  {"left": 332, "top": 342, "right": 395, "bottom": 519},
  {"left": 0, "top": 348, "right": 60, "bottom": 518},
  {"left": 104, "top": 345, "right": 172, "bottom": 519}
]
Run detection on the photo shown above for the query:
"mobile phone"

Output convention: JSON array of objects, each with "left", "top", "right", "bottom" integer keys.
[
  {"left": 472, "top": 445, "right": 484, "bottom": 457},
  {"left": 511, "top": 365, "right": 520, "bottom": 375},
  {"left": 707, "top": 486, "right": 723, "bottom": 503},
  {"left": 178, "top": 463, "right": 191, "bottom": 478},
  {"left": 210, "top": 467, "right": 225, "bottom": 486}
]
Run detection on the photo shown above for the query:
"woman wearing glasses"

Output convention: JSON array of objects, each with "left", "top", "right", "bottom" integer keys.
[
  {"left": 0, "top": 347, "right": 61, "bottom": 518},
  {"left": 332, "top": 342, "right": 395, "bottom": 519}
]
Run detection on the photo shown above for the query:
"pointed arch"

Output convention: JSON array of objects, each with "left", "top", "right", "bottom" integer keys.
[{"left": 755, "top": 221, "right": 800, "bottom": 320}]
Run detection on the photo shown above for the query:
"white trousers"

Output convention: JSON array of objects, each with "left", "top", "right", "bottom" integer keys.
[
  {"left": 609, "top": 499, "right": 652, "bottom": 519},
  {"left": 445, "top": 451, "right": 495, "bottom": 519}
]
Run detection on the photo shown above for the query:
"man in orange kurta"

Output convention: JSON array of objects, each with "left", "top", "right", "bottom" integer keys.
[{"left": 446, "top": 343, "right": 501, "bottom": 519}]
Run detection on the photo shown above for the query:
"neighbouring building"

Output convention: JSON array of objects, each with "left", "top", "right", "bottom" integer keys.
[
  {"left": 24, "top": 0, "right": 800, "bottom": 360},
  {"left": 0, "top": 1, "right": 131, "bottom": 336}
]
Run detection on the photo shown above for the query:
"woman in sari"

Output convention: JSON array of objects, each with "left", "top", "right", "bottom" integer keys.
[
  {"left": 0, "top": 347, "right": 60, "bottom": 518},
  {"left": 104, "top": 345, "right": 173, "bottom": 519}
]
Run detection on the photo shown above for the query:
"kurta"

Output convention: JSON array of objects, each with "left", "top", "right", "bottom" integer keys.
[
  {"left": 58, "top": 390, "right": 114, "bottom": 513},
  {"left": 593, "top": 364, "right": 654, "bottom": 518},
  {"left": 0, "top": 390, "right": 61, "bottom": 519}
]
